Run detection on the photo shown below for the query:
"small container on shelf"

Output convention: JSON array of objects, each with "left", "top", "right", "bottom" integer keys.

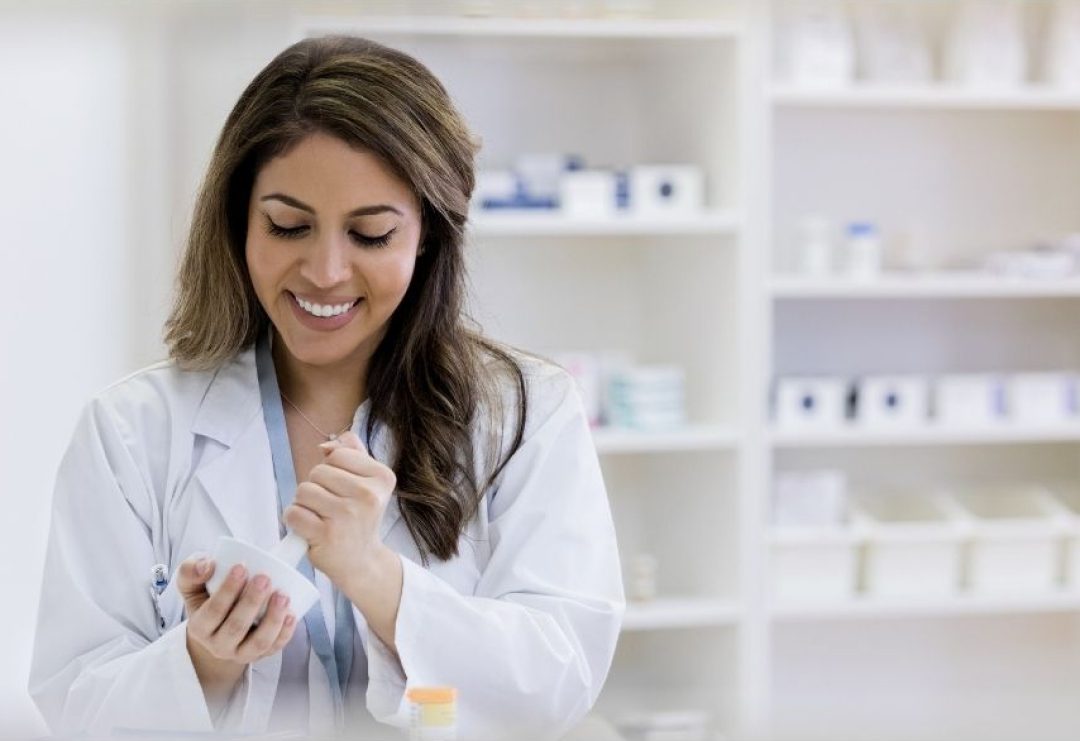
[
  {"left": 795, "top": 215, "right": 834, "bottom": 277},
  {"left": 951, "top": 486, "right": 1069, "bottom": 595},
  {"left": 616, "top": 709, "right": 712, "bottom": 741},
  {"left": 853, "top": 375, "right": 930, "bottom": 430},
  {"left": 853, "top": 490, "right": 965, "bottom": 599},
  {"left": 843, "top": 221, "right": 883, "bottom": 281},
  {"left": 408, "top": 686, "right": 458, "bottom": 741},
  {"left": 774, "top": 376, "right": 850, "bottom": 432},
  {"left": 627, "top": 553, "right": 659, "bottom": 603},
  {"left": 606, "top": 365, "right": 686, "bottom": 431},
  {"left": 560, "top": 169, "right": 618, "bottom": 219},
  {"left": 783, "top": 0, "right": 856, "bottom": 88},
  {"left": 1006, "top": 373, "right": 1078, "bottom": 426},
  {"left": 933, "top": 374, "right": 1007, "bottom": 428},
  {"left": 627, "top": 165, "right": 704, "bottom": 218},
  {"left": 944, "top": 0, "right": 1027, "bottom": 89}
]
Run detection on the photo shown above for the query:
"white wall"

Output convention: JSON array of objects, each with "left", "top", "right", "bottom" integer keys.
[{"left": 0, "top": 9, "right": 136, "bottom": 736}]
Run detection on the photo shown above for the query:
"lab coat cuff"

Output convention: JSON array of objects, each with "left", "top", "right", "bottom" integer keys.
[
  {"left": 363, "top": 554, "right": 442, "bottom": 726},
  {"left": 167, "top": 619, "right": 258, "bottom": 733}
]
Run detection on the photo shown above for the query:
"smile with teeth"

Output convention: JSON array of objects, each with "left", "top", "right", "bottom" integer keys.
[{"left": 292, "top": 293, "right": 361, "bottom": 318}]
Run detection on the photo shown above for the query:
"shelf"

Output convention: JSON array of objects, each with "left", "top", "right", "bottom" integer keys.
[
  {"left": 771, "top": 84, "right": 1080, "bottom": 111},
  {"left": 771, "top": 592, "right": 1080, "bottom": 622},
  {"left": 469, "top": 210, "right": 741, "bottom": 237},
  {"left": 770, "top": 275, "right": 1080, "bottom": 300},
  {"left": 622, "top": 597, "right": 741, "bottom": 631},
  {"left": 297, "top": 15, "right": 744, "bottom": 41},
  {"left": 771, "top": 426, "right": 1080, "bottom": 449},
  {"left": 592, "top": 425, "right": 740, "bottom": 455}
]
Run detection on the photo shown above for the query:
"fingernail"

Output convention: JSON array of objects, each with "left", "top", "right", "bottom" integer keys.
[
  {"left": 284, "top": 614, "right": 296, "bottom": 627},
  {"left": 272, "top": 592, "right": 286, "bottom": 607},
  {"left": 254, "top": 575, "right": 269, "bottom": 591},
  {"left": 195, "top": 559, "right": 209, "bottom": 577},
  {"left": 230, "top": 564, "right": 246, "bottom": 581}
]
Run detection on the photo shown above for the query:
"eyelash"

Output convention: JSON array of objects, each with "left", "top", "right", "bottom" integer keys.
[{"left": 265, "top": 220, "right": 395, "bottom": 249}]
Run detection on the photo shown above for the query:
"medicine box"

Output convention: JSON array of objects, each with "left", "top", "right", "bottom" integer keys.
[
  {"left": 854, "top": 375, "right": 930, "bottom": 430},
  {"left": 770, "top": 527, "right": 858, "bottom": 602},
  {"left": 1007, "top": 373, "right": 1077, "bottom": 426},
  {"left": 775, "top": 377, "right": 850, "bottom": 431},
  {"left": 933, "top": 375, "right": 1006, "bottom": 428}
]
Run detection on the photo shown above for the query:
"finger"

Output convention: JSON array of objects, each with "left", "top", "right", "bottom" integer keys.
[
  {"left": 320, "top": 445, "right": 388, "bottom": 480},
  {"left": 176, "top": 556, "right": 213, "bottom": 597},
  {"left": 284, "top": 503, "right": 325, "bottom": 542},
  {"left": 293, "top": 481, "right": 346, "bottom": 519},
  {"left": 307, "top": 463, "right": 365, "bottom": 500},
  {"left": 236, "top": 589, "right": 292, "bottom": 661},
  {"left": 189, "top": 564, "right": 247, "bottom": 640},
  {"left": 211, "top": 572, "right": 274, "bottom": 652},
  {"left": 319, "top": 430, "right": 366, "bottom": 454},
  {"left": 270, "top": 614, "right": 299, "bottom": 654}
]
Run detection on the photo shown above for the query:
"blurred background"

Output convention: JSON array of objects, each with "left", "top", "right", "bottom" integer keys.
[{"left": 9, "top": 0, "right": 1080, "bottom": 739}]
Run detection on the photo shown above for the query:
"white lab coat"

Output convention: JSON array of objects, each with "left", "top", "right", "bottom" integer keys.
[{"left": 29, "top": 343, "right": 625, "bottom": 739}]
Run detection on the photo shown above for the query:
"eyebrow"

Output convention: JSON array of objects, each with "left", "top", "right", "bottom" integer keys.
[{"left": 259, "top": 193, "right": 403, "bottom": 218}]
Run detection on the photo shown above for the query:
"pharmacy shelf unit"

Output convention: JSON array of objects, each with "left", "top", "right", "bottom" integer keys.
[
  {"left": 290, "top": 7, "right": 756, "bottom": 740},
  {"left": 761, "top": 2, "right": 1080, "bottom": 740}
]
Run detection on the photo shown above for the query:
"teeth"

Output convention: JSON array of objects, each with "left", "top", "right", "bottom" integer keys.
[{"left": 295, "top": 295, "right": 355, "bottom": 318}]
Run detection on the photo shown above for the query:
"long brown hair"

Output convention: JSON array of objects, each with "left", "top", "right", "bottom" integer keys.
[{"left": 164, "top": 35, "right": 528, "bottom": 562}]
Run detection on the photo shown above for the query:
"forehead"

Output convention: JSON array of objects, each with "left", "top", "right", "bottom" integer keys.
[{"left": 253, "top": 132, "right": 418, "bottom": 212}]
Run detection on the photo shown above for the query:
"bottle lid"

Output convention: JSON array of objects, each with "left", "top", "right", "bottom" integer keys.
[
  {"left": 406, "top": 687, "right": 457, "bottom": 704},
  {"left": 847, "top": 222, "right": 877, "bottom": 237}
]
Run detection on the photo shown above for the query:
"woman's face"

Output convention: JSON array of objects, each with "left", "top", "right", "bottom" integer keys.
[{"left": 245, "top": 131, "right": 423, "bottom": 372}]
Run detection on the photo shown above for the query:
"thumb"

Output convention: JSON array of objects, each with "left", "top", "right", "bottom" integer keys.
[{"left": 176, "top": 555, "right": 214, "bottom": 610}]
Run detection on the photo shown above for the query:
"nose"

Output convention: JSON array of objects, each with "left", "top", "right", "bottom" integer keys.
[{"left": 300, "top": 231, "right": 352, "bottom": 288}]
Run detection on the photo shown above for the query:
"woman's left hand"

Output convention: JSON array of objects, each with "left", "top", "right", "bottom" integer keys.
[{"left": 284, "top": 431, "right": 397, "bottom": 591}]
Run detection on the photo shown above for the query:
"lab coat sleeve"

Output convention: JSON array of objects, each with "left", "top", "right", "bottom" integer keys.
[
  {"left": 363, "top": 366, "right": 626, "bottom": 740},
  {"left": 28, "top": 396, "right": 256, "bottom": 735}
]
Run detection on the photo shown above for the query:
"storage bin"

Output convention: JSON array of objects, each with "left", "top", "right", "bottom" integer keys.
[
  {"left": 775, "top": 376, "right": 850, "bottom": 432},
  {"left": 772, "top": 470, "right": 848, "bottom": 529},
  {"left": 853, "top": 375, "right": 930, "bottom": 430},
  {"left": 770, "top": 527, "right": 858, "bottom": 602},
  {"left": 1042, "top": 483, "right": 1080, "bottom": 591},
  {"left": 951, "top": 487, "right": 1069, "bottom": 594},
  {"left": 853, "top": 491, "right": 964, "bottom": 598}
]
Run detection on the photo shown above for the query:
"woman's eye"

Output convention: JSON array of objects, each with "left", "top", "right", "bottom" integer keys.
[
  {"left": 266, "top": 221, "right": 308, "bottom": 239},
  {"left": 351, "top": 228, "right": 396, "bottom": 249}
]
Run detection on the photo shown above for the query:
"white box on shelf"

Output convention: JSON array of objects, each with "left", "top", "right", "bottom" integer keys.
[
  {"left": 854, "top": 375, "right": 930, "bottom": 430},
  {"left": 853, "top": 491, "right": 964, "bottom": 599},
  {"left": 933, "top": 374, "right": 1007, "bottom": 428},
  {"left": 770, "top": 527, "right": 858, "bottom": 602},
  {"left": 952, "top": 487, "right": 1069, "bottom": 594},
  {"left": 627, "top": 165, "right": 704, "bottom": 218},
  {"left": 1007, "top": 373, "right": 1078, "bottom": 426},
  {"left": 559, "top": 170, "right": 617, "bottom": 219},
  {"left": 775, "top": 377, "right": 849, "bottom": 431},
  {"left": 772, "top": 470, "right": 848, "bottom": 528}
]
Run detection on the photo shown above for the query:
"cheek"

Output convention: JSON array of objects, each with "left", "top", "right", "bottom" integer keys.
[{"left": 367, "top": 253, "right": 417, "bottom": 304}]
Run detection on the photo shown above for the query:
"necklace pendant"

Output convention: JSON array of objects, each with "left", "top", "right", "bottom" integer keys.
[{"left": 327, "top": 433, "right": 339, "bottom": 442}]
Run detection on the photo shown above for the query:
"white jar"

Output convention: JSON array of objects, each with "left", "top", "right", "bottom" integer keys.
[
  {"left": 844, "top": 222, "right": 883, "bottom": 280},
  {"left": 797, "top": 216, "right": 834, "bottom": 277}
]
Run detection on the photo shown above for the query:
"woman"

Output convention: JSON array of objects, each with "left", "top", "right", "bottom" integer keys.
[{"left": 29, "top": 35, "right": 624, "bottom": 740}]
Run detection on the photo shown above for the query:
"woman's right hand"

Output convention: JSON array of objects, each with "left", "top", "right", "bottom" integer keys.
[{"left": 176, "top": 556, "right": 298, "bottom": 707}]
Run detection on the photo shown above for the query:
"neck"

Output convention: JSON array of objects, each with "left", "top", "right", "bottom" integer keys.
[{"left": 272, "top": 331, "right": 369, "bottom": 423}]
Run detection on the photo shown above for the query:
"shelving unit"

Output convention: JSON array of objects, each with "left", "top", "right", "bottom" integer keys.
[
  {"left": 280, "top": 2, "right": 1080, "bottom": 740},
  {"left": 763, "top": 2, "right": 1080, "bottom": 740}
]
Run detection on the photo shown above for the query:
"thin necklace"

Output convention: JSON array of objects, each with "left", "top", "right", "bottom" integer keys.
[{"left": 280, "top": 390, "right": 352, "bottom": 442}]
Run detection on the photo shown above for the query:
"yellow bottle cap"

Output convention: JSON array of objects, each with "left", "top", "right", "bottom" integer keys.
[{"left": 406, "top": 687, "right": 457, "bottom": 704}]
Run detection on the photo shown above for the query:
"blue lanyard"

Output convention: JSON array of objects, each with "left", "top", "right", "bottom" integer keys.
[{"left": 256, "top": 328, "right": 355, "bottom": 725}]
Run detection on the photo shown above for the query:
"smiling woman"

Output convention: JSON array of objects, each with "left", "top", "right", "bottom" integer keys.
[{"left": 29, "top": 35, "right": 624, "bottom": 741}]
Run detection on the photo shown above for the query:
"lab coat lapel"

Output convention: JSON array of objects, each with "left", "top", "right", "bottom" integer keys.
[{"left": 191, "top": 346, "right": 282, "bottom": 551}]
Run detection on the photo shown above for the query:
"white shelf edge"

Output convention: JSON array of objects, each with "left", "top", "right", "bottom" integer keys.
[
  {"left": 296, "top": 14, "right": 744, "bottom": 40},
  {"left": 771, "top": 592, "right": 1080, "bottom": 621},
  {"left": 769, "top": 275, "right": 1080, "bottom": 300},
  {"left": 622, "top": 597, "right": 742, "bottom": 631},
  {"left": 592, "top": 425, "right": 741, "bottom": 454},
  {"left": 469, "top": 210, "right": 741, "bottom": 237},
  {"left": 770, "top": 426, "right": 1080, "bottom": 449},
  {"left": 770, "top": 84, "right": 1080, "bottom": 111}
]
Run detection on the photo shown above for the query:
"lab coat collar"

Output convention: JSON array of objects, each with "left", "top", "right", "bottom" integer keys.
[{"left": 191, "top": 342, "right": 403, "bottom": 546}]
